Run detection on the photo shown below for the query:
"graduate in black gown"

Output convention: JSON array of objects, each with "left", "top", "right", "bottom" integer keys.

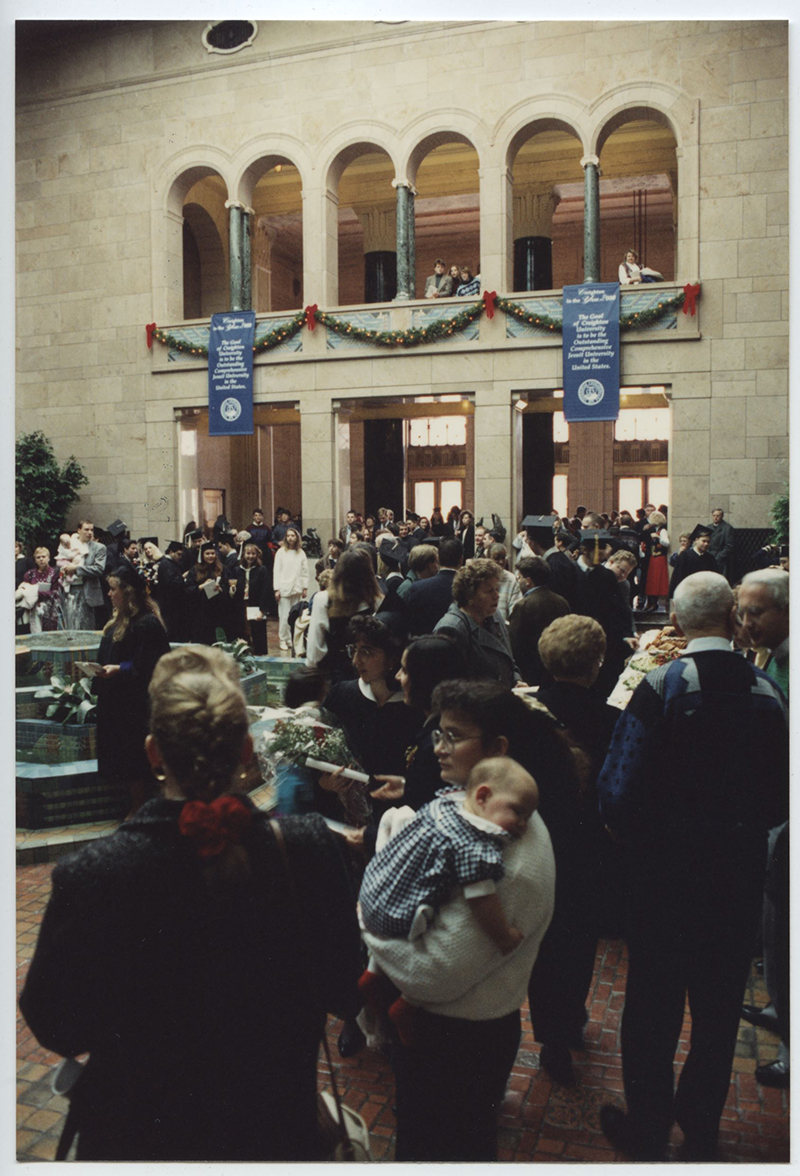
[
  {"left": 94, "top": 563, "right": 171, "bottom": 815},
  {"left": 668, "top": 525, "right": 719, "bottom": 598}
]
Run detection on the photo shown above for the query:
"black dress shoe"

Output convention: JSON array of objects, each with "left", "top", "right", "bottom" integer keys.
[
  {"left": 539, "top": 1043, "right": 576, "bottom": 1087},
  {"left": 337, "top": 1019, "right": 366, "bottom": 1058},
  {"left": 600, "top": 1105, "right": 667, "bottom": 1161},
  {"left": 756, "top": 1059, "right": 789, "bottom": 1088},
  {"left": 740, "top": 1003, "right": 779, "bottom": 1032}
]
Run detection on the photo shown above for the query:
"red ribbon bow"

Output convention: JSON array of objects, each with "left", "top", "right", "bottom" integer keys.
[
  {"left": 178, "top": 795, "right": 253, "bottom": 859},
  {"left": 483, "top": 290, "right": 497, "bottom": 319},
  {"left": 682, "top": 283, "right": 701, "bottom": 316},
  {"left": 145, "top": 322, "right": 157, "bottom": 349},
  {"left": 304, "top": 304, "right": 318, "bottom": 331}
]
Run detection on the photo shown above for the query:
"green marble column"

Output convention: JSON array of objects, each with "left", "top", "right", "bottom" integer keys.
[
  {"left": 395, "top": 183, "right": 410, "bottom": 300},
  {"left": 407, "top": 189, "right": 416, "bottom": 299},
  {"left": 241, "top": 209, "right": 252, "bottom": 311},
  {"left": 229, "top": 203, "right": 243, "bottom": 311},
  {"left": 582, "top": 156, "right": 600, "bottom": 284}
]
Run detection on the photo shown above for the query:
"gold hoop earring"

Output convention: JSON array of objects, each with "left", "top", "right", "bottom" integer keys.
[{"left": 152, "top": 768, "right": 167, "bottom": 783}]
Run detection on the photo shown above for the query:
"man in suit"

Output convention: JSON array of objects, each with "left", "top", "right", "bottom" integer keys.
[
  {"left": 406, "top": 537, "right": 463, "bottom": 634},
  {"left": 339, "top": 510, "right": 360, "bottom": 545},
  {"left": 668, "top": 525, "right": 718, "bottom": 598},
  {"left": 508, "top": 557, "right": 571, "bottom": 686},
  {"left": 707, "top": 508, "right": 735, "bottom": 582},
  {"left": 598, "top": 572, "right": 788, "bottom": 1160},
  {"left": 424, "top": 258, "right": 454, "bottom": 299}
]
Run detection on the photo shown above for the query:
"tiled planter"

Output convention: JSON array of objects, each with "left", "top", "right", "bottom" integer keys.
[
  {"left": 17, "top": 718, "right": 97, "bottom": 765},
  {"left": 16, "top": 760, "right": 126, "bottom": 829},
  {"left": 15, "top": 631, "right": 102, "bottom": 686},
  {"left": 253, "top": 655, "right": 305, "bottom": 706}
]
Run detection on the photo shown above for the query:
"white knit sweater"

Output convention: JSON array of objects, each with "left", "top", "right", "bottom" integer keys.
[
  {"left": 273, "top": 547, "right": 309, "bottom": 597},
  {"left": 362, "top": 809, "right": 555, "bottom": 1020}
]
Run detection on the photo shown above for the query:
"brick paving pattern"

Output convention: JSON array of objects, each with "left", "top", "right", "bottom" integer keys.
[{"left": 17, "top": 861, "right": 789, "bottom": 1162}]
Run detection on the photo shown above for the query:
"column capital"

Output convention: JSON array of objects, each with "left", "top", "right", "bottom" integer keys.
[
  {"left": 224, "top": 199, "right": 255, "bottom": 215},
  {"left": 580, "top": 155, "right": 600, "bottom": 170},
  {"left": 391, "top": 178, "right": 418, "bottom": 196}
]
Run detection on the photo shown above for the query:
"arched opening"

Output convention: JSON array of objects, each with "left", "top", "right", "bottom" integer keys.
[
  {"left": 507, "top": 122, "right": 584, "bottom": 291},
  {"left": 409, "top": 136, "right": 480, "bottom": 299},
  {"left": 172, "top": 169, "right": 230, "bottom": 319},
  {"left": 246, "top": 157, "right": 303, "bottom": 312},
  {"left": 182, "top": 203, "right": 227, "bottom": 319},
  {"left": 596, "top": 112, "right": 678, "bottom": 284},
  {"left": 336, "top": 147, "right": 397, "bottom": 306}
]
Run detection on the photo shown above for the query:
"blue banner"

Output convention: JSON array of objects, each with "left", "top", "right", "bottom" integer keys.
[
  {"left": 562, "top": 284, "right": 620, "bottom": 422},
  {"left": 208, "top": 311, "right": 255, "bottom": 436}
]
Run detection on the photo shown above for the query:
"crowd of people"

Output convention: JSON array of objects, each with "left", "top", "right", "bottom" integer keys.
[
  {"left": 423, "top": 257, "right": 481, "bottom": 299},
  {"left": 17, "top": 494, "right": 790, "bottom": 1162}
]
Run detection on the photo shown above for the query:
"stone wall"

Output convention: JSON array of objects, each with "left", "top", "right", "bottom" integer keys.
[{"left": 16, "top": 20, "right": 788, "bottom": 543}]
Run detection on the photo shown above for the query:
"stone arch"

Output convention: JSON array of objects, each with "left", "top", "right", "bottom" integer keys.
[
  {"left": 588, "top": 84, "right": 698, "bottom": 280},
  {"left": 182, "top": 202, "right": 227, "bottom": 318},
  {"left": 401, "top": 126, "right": 483, "bottom": 299},
  {"left": 499, "top": 113, "right": 587, "bottom": 292},
  {"left": 235, "top": 149, "right": 308, "bottom": 314},
  {"left": 155, "top": 159, "right": 231, "bottom": 322},
  {"left": 320, "top": 136, "right": 400, "bottom": 307}
]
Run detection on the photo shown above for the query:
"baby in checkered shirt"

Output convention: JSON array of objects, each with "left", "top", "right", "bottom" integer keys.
[{"left": 358, "top": 758, "right": 539, "bottom": 1040}]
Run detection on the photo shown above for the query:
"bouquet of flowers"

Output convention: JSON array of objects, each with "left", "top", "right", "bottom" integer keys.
[
  {"left": 256, "top": 710, "right": 370, "bottom": 826},
  {"left": 607, "top": 627, "right": 687, "bottom": 709}
]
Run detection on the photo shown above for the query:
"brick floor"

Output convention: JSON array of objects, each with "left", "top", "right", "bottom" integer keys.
[{"left": 16, "top": 862, "right": 789, "bottom": 1163}]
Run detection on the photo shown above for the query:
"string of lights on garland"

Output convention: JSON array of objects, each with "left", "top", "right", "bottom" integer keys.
[
  {"left": 315, "top": 303, "right": 484, "bottom": 348},
  {"left": 149, "top": 312, "right": 305, "bottom": 359},
  {"left": 147, "top": 284, "right": 697, "bottom": 356}
]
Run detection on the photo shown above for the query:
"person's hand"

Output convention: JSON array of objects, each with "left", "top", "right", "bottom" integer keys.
[
  {"left": 370, "top": 775, "right": 406, "bottom": 802},
  {"left": 513, "top": 680, "right": 529, "bottom": 689},
  {"left": 229, "top": 581, "right": 237, "bottom": 596},
  {"left": 274, "top": 590, "right": 281, "bottom": 602},
  {"left": 625, "top": 637, "right": 639, "bottom": 650},
  {"left": 301, "top": 589, "right": 307, "bottom": 598},
  {"left": 340, "top": 826, "right": 366, "bottom": 855},
  {"left": 257, "top": 611, "right": 266, "bottom": 621},
  {"left": 318, "top": 766, "right": 352, "bottom": 794},
  {"left": 96, "top": 664, "right": 121, "bottom": 678}
]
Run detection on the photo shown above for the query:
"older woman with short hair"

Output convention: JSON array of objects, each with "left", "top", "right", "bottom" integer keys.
[{"left": 433, "top": 558, "right": 525, "bottom": 687}]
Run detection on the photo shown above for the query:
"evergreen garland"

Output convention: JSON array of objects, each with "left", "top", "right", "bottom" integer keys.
[
  {"left": 150, "top": 287, "right": 690, "bottom": 357},
  {"left": 316, "top": 303, "right": 484, "bottom": 348}
]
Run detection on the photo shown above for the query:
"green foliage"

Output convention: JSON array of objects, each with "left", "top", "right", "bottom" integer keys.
[
  {"left": 212, "top": 636, "right": 257, "bottom": 675},
  {"left": 34, "top": 676, "right": 97, "bottom": 725},
  {"left": 770, "top": 487, "right": 789, "bottom": 544},
  {"left": 16, "top": 432, "right": 89, "bottom": 551}
]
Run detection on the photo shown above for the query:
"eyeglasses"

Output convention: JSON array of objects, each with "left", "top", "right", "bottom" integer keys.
[
  {"left": 346, "top": 644, "right": 379, "bottom": 660},
  {"left": 432, "top": 728, "right": 484, "bottom": 752}
]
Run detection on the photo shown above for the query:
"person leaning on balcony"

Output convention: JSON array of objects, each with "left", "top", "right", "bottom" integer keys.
[
  {"left": 424, "top": 258, "right": 454, "bottom": 299},
  {"left": 455, "top": 265, "right": 481, "bottom": 297},
  {"left": 618, "top": 248, "right": 663, "bottom": 285}
]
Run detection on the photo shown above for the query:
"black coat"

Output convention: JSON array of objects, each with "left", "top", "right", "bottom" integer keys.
[
  {"left": 545, "top": 550, "right": 582, "bottom": 611},
  {"left": 95, "top": 613, "right": 171, "bottom": 785},
  {"left": 576, "top": 564, "right": 633, "bottom": 697},
  {"left": 405, "top": 568, "right": 457, "bottom": 635},
  {"left": 19, "top": 801, "right": 361, "bottom": 1161},
  {"left": 185, "top": 567, "right": 227, "bottom": 644},
  {"left": 150, "top": 556, "right": 188, "bottom": 641},
  {"left": 668, "top": 547, "right": 719, "bottom": 597},
  {"left": 508, "top": 587, "right": 571, "bottom": 686}
]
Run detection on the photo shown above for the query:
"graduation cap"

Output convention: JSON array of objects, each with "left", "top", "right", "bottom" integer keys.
[
  {"left": 185, "top": 528, "right": 203, "bottom": 543},
  {"left": 378, "top": 538, "right": 406, "bottom": 569},
  {"left": 578, "top": 529, "right": 617, "bottom": 565},
  {"left": 105, "top": 519, "right": 127, "bottom": 540},
  {"left": 166, "top": 541, "right": 185, "bottom": 555},
  {"left": 218, "top": 532, "right": 238, "bottom": 547},
  {"left": 137, "top": 536, "right": 159, "bottom": 549},
  {"left": 689, "top": 524, "right": 712, "bottom": 543},
  {"left": 521, "top": 514, "right": 559, "bottom": 538},
  {"left": 200, "top": 542, "right": 217, "bottom": 556},
  {"left": 406, "top": 510, "right": 420, "bottom": 524}
]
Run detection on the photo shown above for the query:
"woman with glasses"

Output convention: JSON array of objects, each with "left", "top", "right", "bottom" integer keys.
[{"left": 362, "top": 677, "right": 576, "bottom": 1161}]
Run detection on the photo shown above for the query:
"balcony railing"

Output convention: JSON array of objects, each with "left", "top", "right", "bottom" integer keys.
[{"left": 151, "top": 284, "right": 699, "bottom": 371}]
